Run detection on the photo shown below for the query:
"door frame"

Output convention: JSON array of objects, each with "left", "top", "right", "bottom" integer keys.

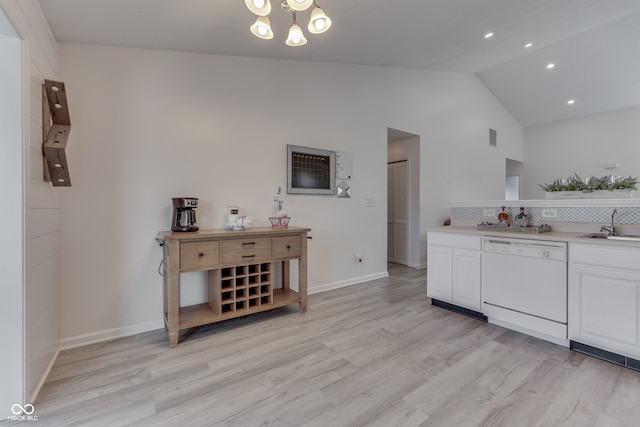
[
  {"left": 387, "top": 130, "right": 421, "bottom": 268},
  {"left": 0, "top": 9, "right": 26, "bottom": 412}
]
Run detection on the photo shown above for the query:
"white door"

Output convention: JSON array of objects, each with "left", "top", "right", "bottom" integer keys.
[{"left": 387, "top": 161, "right": 408, "bottom": 265}]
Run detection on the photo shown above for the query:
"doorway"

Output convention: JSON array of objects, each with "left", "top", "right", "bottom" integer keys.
[
  {"left": 388, "top": 160, "right": 408, "bottom": 264},
  {"left": 387, "top": 128, "right": 420, "bottom": 268},
  {"left": 506, "top": 158, "right": 523, "bottom": 200},
  {"left": 0, "top": 11, "right": 25, "bottom": 411}
]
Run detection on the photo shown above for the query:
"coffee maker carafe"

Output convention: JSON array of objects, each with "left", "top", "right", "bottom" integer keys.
[{"left": 171, "top": 197, "right": 199, "bottom": 232}]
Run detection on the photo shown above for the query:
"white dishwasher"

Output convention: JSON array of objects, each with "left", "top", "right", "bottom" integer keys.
[{"left": 482, "top": 236, "right": 568, "bottom": 346}]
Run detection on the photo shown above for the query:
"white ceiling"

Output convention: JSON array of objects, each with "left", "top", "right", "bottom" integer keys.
[{"left": 39, "top": 0, "right": 640, "bottom": 127}]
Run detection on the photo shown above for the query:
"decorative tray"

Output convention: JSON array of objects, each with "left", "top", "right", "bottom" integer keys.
[{"left": 476, "top": 222, "right": 552, "bottom": 234}]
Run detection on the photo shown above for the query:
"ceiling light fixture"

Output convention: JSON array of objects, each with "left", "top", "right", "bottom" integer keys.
[
  {"left": 484, "top": 32, "right": 494, "bottom": 39},
  {"left": 524, "top": 42, "right": 533, "bottom": 48},
  {"left": 567, "top": 99, "right": 575, "bottom": 105},
  {"left": 286, "top": 11, "right": 307, "bottom": 46},
  {"left": 246, "top": 0, "right": 331, "bottom": 46},
  {"left": 546, "top": 63, "right": 555, "bottom": 69},
  {"left": 250, "top": 16, "right": 274, "bottom": 39}
]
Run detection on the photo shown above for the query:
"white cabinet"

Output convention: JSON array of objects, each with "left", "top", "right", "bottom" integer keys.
[
  {"left": 427, "top": 232, "right": 482, "bottom": 312},
  {"left": 426, "top": 245, "right": 453, "bottom": 301},
  {"left": 452, "top": 249, "right": 482, "bottom": 310},
  {"left": 569, "top": 243, "right": 640, "bottom": 360}
]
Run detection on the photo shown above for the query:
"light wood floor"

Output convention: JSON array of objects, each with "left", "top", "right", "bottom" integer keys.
[{"left": 21, "top": 263, "right": 640, "bottom": 427}]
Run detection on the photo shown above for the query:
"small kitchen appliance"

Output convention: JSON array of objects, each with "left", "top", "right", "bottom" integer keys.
[
  {"left": 225, "top": 206, "right": 252, "bottom": 230},
  {"left": 226, "top": 206, "right": 239, "bottom": 226},
  {"left": 171, "top": 197, "right": 199, "bottom": 232}
]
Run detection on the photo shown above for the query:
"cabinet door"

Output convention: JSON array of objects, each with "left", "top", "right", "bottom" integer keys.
[
  {"left": 452, "top": 249, "right": 481, "bottom": 311},
  {"left": 569, "top": 265, "right": 640, "bottom": 358},
  {"left": 427, "top": 245, "right": 453, "bottom": 302}
]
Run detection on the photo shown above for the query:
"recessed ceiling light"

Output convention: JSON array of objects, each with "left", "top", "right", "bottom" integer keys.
[
  {"left": 524, "top": 42, "right": 533, "bottom": 48},
  {"left": 546, "top": 63, "right": 555, "bottom": 69},
  {"left": 567, "top": 99, "right": 575, "bottom": 105},
  {"left": 484, "top": 32, "right": 494, "bottom": 39}
]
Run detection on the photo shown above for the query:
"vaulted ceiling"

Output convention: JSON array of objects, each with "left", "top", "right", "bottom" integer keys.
[{"left": 39, "top": 0, "right": 640, "bottom": 127}]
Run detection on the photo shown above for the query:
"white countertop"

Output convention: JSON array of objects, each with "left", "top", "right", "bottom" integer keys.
[{"left": 426, "top": 225, "right": 640, "bottom": 248}]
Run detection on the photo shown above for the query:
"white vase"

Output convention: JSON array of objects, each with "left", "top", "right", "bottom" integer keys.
[{"left": 545, "top": 189, "right": 637, "bottom": 199}]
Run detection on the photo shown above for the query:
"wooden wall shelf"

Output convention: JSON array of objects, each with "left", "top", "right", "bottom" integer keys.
[
  {"left": 42, "top": 79, "right": 72, "bottom": 186},
  {"left": 157, "top": 226, "right": 310, "bottom": 347}
]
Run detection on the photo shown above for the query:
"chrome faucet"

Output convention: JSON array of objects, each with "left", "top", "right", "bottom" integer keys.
[{"left": 600, "top": 208, "right": 617, "bottom": 236}]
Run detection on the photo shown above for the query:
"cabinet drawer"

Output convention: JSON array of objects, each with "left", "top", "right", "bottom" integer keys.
[
  {"left": 428, "top": 232, "right": 481, "bottom": 250},
  {"left": 272, "top": 235, "right": 302, "bottom": 259},
  {"left": 180, "top": 241, "right": 221, "bottom": 271},
  {"left": 222, "top": 238, "right": 271, "bottom": 264},
  {"left": 571, "top": 243, "right": 640, "bottom": 272}
]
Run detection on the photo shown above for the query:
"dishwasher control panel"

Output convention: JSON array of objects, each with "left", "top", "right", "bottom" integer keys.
[{"left": 483, "top": 237, "right": 567, "bottom": 262}]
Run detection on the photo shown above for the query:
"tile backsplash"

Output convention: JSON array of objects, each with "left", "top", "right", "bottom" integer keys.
[{"left": 451, "top": 206, "right": 640, "bottom": 225}]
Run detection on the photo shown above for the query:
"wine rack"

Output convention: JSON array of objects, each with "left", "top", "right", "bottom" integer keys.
[{"left": 215, "top": 263, "right": 272, "bottom": 314}]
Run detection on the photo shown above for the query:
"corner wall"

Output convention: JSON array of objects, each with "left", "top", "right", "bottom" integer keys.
[
  {"left": 1, "top": 0, "right": 60, "bottom": 404},
  {"left": 0, "top": 9, "right": 24, "bottom": 414}
]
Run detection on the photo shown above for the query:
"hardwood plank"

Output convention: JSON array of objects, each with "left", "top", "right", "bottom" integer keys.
[{"left": 22, "top": 263, "right": 640, "bottom": 427}]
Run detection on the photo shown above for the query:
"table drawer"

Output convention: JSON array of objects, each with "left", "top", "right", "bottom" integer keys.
[
  {"left": 180, "top": 241, "right": 221, "bottom": 271},
  {"left": 222, "top": 237, "right": 272, "bottom": 264},
  {"left": 272, "top": 236, "right": 302, "bottom": 259}
]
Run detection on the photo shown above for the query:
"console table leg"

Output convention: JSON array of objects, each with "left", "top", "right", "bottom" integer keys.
[
  {"left": 299, "top": 235, "right": 308, "bottom": 313},
  {"left": 282, "top": 260, "right": 290, "bottom": 291},
  {"left": 169, "top": 332, "right": 179, "bottom": 348},
  {"left": 166, "top": 240, "right": 180, "bottom": 348}
]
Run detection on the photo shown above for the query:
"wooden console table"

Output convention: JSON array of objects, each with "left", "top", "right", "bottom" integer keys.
[{"left": 156, "top": 226, "right": 310, "bottom": 347}]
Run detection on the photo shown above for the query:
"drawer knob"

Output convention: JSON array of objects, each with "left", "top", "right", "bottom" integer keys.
[
  {"left": 198, "top": 252, "right": 204, "bottom": 257},
  {"left": 286, "top": 245, "right": 291, "bottom": 249}
]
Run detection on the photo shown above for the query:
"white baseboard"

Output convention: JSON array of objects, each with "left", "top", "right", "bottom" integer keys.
[
  {"left": 59, "top": 319, "right": 165, "bottom": 351},
  {"left": 29, "top": 347, "right": 60, "bottom": 404},
  {"left": 308, "top": 271, "right": 389, "bottom": 295},
  {"left": 389, "top": 260, "right": 426, "bottom": 269},
  {"left": 58, "top": 274, "right": 390, "bottom": 350},
  {"left": 407, "top": 261, "right": 427, "bottom": 269}
]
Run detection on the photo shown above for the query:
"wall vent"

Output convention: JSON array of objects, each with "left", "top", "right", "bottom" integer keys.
[{"left": 489, "top": 128, "right": 497, "bottom": 147}]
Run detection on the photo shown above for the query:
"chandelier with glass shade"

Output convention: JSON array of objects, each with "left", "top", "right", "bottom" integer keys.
[{"left": 245, "top": 0, "right": 332, "bottom": 46}]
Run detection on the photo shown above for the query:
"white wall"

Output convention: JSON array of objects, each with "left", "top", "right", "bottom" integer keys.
[
  {"left": 1, "top": 0, "right": 59, "bottom": 406},
  {"left": 0, "top": 18, "right": 24, "bottom": 415},
  {"left": 415, "top": 74, "right": 524, "bottom": 265},
  {"left": 521, "top": 106, "right": 640, "bottom": 199},
  {"left": 57, "top": 42, "right": 523, "bottom": 346}
]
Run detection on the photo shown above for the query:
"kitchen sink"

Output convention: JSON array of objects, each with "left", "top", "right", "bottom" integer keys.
[
  {"left": 578, "top": 233, "right": 640, "bottom": 242},
  {"left": 578, "top": 233, "right": 608, "bottom": 239}
]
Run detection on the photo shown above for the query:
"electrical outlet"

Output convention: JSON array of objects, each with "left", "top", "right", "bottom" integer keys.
[
  {"left": 541, "top": 208, "right": 558, "bottom": 219},
  {"left": 364, "top": 198, "right": 375, "bottom": 207},
  {"left": 483, "top": 209, "right": 496, "bottom": 217}
]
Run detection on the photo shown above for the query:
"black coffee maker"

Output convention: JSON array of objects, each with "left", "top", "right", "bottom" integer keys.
[{"left": 171, "top": 197, "right": 199, "bottom": 232}]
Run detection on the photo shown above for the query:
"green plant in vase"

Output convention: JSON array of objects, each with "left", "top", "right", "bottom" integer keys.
[{"left": 540, "top": 174, "right": 638, "bottom": 193}]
